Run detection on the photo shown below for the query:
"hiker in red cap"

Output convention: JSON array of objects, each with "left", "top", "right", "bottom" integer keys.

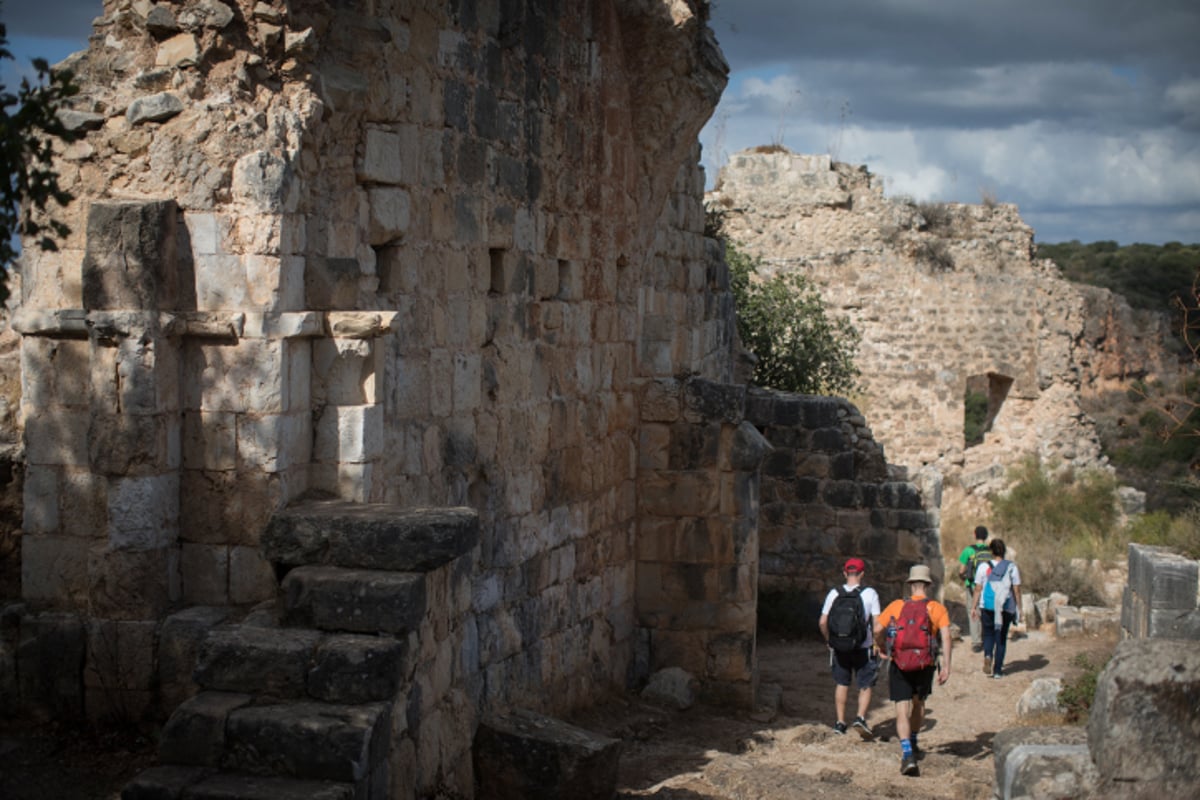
[{"left": 819, "top": 557, "right": 881, "bottom": 739}]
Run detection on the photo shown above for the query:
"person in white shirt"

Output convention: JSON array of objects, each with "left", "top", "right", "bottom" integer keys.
[
  {"left": 819, "top": 557, "right": 882, "bottom": 738},
  {"left": 970, "top": 538, "right": 1022, "bottom": 678}
]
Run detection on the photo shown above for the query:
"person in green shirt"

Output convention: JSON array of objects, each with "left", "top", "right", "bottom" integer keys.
[{"left": 957, "top": 525, "right": 991, "bottom": 653}]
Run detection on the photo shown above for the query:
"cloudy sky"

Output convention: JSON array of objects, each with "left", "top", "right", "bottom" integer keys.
[
  {"left": 3, "top": 0, "right": 1197, "bottom": 244},
  {"left": 703, "top": 0, "right": 1200, "bottom": 245}
]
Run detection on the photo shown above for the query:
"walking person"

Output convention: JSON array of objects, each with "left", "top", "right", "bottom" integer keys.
[
  {"left": 818, "top": 557, "right": 881, "bottom": 739},
  {"left": 875, "top": 564, "right": 952, "bottom": 776},
  {"left": 957, "top": 525, "right": 991, "bottom": 652},
  {"left": 971, "top": 538, "right": 1022, "bottom": 678}
]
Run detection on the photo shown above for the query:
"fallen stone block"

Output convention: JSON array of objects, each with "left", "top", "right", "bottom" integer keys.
[
  {"left": 1080, "top": 605, "right": 1119, "bottom": 637},
  {"left": 992, "top": 726, "right": 1097, "bottom": 800},
  {"left": 641, "top": 666, "right": 697, "bottom": 710},
  {"left": 1054, "top": 606, "right": 1083, "bottom": 637},
  {"left": 473, "top": 709, "right": 621, "bottom": 800},
  {"left": 1016, "top": 677, "right": 1064, "bottom": 719},
  {"left": 1088, "top": 638, "right": 1200, "bottom": 793}
]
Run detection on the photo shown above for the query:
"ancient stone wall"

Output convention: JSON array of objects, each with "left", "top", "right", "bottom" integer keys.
[
  {"left": 710, "top": 151, "right": 1174, "bottom": 489},
  {"left": 748, "top": 388, "right": 940, "bottom": 624},
  {"left": 10, "top": 0, "right": 728, "bottom": 720}
]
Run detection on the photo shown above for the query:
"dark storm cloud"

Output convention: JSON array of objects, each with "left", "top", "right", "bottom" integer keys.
[{"left": 2, "top": 0, "right": 98, "bottom": 40}]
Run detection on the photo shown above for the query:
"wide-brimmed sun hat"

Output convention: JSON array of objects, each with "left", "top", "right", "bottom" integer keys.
[{"left": 906, "top": 564, "right": 933, "bottom": 584}]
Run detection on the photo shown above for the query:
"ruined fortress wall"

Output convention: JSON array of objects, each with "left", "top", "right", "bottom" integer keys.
[
  {"left": 711, "top": 151, "right": 1172, "bottom": 486},
  {"left": 11, "top": 0, "right": 734, "bottom": 726}
]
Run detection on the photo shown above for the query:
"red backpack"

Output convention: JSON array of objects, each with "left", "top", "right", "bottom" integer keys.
[{"left": 891, "top": 598, "right": 936, "bottom": 671}]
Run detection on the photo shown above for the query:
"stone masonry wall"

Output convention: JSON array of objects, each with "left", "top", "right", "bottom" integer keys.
[
  {"left": 9, "top": 0, "right": 734, "bottom": 739},
  {"left": 710, "top": 151, "right": 1174, "bottom": 490},
  {"left": 747, "top": 387, "right": 941, "bottom": 626}
]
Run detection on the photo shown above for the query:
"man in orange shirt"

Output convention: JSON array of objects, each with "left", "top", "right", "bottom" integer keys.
[{"left": 874, "top": 564, "right": 952, "bottom": 777}]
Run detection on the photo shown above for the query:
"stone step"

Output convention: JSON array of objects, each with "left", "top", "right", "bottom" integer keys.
[
  {"left": 280, "top": 565, "right": 425, "bottom": 635},
  {"left": 194, "top": 625, "right": 410, "bottom": 703},
  {"left": 123, "top": 765, "right": 358, "bottom": 800},
  {"left": 262, "top": 499, "right": 480, "bottom": 572},
  {"left": 159, "top": 692, "right": 390, "bottom": 785}
]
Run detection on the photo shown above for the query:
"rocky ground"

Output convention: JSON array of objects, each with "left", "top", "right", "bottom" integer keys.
[
  {"left": 575, "top": 628, "right": 1116, "bottom": 800},
  {"left": 0, "top": 627, "right": 1113, "bottom": 799}
]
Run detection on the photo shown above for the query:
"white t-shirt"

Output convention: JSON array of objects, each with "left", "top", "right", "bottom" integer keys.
[
  {"left": 974, "top": 559, "right": 1022, "bottom": 610},
  {"left": 821, "top": 583, "right": 881, "bottom": 649}
]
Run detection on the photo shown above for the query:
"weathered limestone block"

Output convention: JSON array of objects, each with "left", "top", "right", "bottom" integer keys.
[
  {"left": 87, "top": 544, "right": 177, "bottom": 620},
  {"left": 126, "top": 92, "right": 184, "bottom": 125},
  {"left": 82, "top": 200, "right": 179, "bottom": 311},
  {"left": 473, "top": 709, "right": 621, "bottom": 800},
  {"left": 367, "top": 186, "right": 411, "bottom": 244},
  {"left": 1080, "top": 605, "right": 1119, "bottom": 636},
  {"left": 16, "top": 612, "right": 85, "bottom": 718},
  {"left": 225, "top": 701, "right": 391, "bottom": 783},
  {"left": 1016, "top": 677, "right": 1065, "bottom": 719},
  {"left": 157, "top": 605, "right": 232, "bottom": 712},
  {"left": 155, "top": 33, "right": 198, "bottom": 68},
  {"left": 1054, "top": 606, "right": 1083, "bottom": 637},
  {"left": 194, "top": 626, "right": 319, "bottom": 697},
  {"left": 20, "top": 534, "right": 89, "bottom": 605},
  {"left": 106, "top": 474, "right": 180, "bottom": 550},
  {"left": 641, "top": 666, "right": 697, "bottom": 710},
  {"left": 992, "top": 726, "right": 1098, "bottom": 800},
  {"left": 233, "top": 151, "right": 299, "bottom": 213},
  {"left": 159, "top": 690, "right": 253, "bottom": 766},
  {"left": 1130, "top": 543, "right": 1198, "bottom": 611},
  {"left": 314, "top": 404, "right": 383, "bottom": 464},
  {"left": 1088, "top": 639, "right": 1200, "bottom": 791},
  {"left": 228, "top": 545, "right": 276, "bottom": 604},
  {"left": 307, "top": 634, "right": 410, "bottom": 704},
  {"left": 281, "top": 566, "right": 426, "bottom": 635},
  {"left": 262, "top": 500, "right": 480, "bottom": 573}
]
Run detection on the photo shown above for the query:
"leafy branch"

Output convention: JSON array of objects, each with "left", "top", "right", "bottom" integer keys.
[{"left": 1, "top": 20, "right": 80, "bottom": 304}]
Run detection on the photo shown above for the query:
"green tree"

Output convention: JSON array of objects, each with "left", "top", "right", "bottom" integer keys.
[
  {"left": 1, "top": 20, "right": 79, "bottom": 304},
  {"left": 727, "top": 241, "right": 860, "bottom": 394}
]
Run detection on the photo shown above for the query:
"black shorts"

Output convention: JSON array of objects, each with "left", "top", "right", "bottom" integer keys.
[
  {"left": 888, "top": 661, "right": 935, "bottom": 702},
  {"left": 830, "top": 648, "right": 879, "bottom": 689}
]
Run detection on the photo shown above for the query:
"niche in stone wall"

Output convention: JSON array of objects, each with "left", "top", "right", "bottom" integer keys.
[{"left": 964, "top": 372, "right": 1014, "bottom": 448}]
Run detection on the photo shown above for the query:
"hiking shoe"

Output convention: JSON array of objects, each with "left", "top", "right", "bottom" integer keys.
[
  {"left": 901, "top": 754, "right": 919, "bottom": 776},
  {"left": 983, "top": 656, "right": 993, "bottom": 675},
  {"left": 971, "top": 644, "right": 983, "bottom": 653},
  {"left": 852, "top": 717, "right": 875, "bottom": 740},
  {"left": 833, "top": 721, "right": 847, "bottom": 735},
  {"left": 992, "top": 670, "right": 1003, "bottom": 679}
]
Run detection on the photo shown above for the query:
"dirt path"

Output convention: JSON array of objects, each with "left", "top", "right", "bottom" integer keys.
[{"left": 574, "top": 629, "right": 1115, "bottom": 800}]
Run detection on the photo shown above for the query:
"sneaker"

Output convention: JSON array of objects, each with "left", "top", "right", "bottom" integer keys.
[
  {"left": 992, "top": 670, "right": 1003, "bottom": 679},
  {"left": 852, "top": 716, "right": 875, "bottom": 740},
  {"left": 833, "top": 721, "right": 847, "bottom": 735},
  {"left": 971, "top": 644, "right": 983, "bottom": 653},
  {"left": 901, "top": 753, "right": 919, "bottom": 776},
  {"left": 983, "top": 656, "right": 993, "bottom": 675}
]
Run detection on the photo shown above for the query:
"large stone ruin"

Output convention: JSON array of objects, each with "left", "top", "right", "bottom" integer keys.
[
  {"left": 1, "top": 2, "right": 943, "bottom": 797},
  {"left": 709, "top": 151, "right": 1175, "bottom": 492}
]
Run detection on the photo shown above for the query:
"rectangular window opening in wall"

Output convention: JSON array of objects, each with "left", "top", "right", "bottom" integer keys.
[
  {"left": 489, "top": 248, "right": 506, "bottom": 295},
  {"left": 964, "top": 371, "right": 1014, "bottom": 449}
]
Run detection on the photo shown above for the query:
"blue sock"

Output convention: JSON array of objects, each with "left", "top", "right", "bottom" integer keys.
[{"left": 901, "top": 738, "right": 913, "bottom": 756}]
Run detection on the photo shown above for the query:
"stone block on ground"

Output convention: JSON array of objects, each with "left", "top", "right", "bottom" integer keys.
[
  {"left": 1080, "top": 605, "right": 1119, "bottom": 637},
  {"left": 992, "top": 726, "right": 1097, "bottom": 800},
  {"left": 1088, "top": 638, "right": 1200, "bottom": 792},
  {"left": 1054, "top": 606, "right": 1083, "bottom": 637},
  {"left": 640, "top": 666, "right": 697, "bottom": 710},
  {"left": 473, "top": 709, "right": 621, "bottom": 800},
  {"left": 1016, "top": 677, "right": 1064, "bottom": 719}
]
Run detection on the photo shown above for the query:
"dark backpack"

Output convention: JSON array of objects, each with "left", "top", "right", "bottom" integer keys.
[
  {"left": 892, "top": 598, "right": 936, "bottom": 671},
  {"left": 828, "top": 587, "right": 868, "bottom": 653},
  {"left": 967, "top": 544, "right": 991, "bottom": 587}
]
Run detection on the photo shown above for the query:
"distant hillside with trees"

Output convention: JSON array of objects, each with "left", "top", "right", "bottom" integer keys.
[{"left": 1035, "top": 240, "right": 1200, "bottom": 312}]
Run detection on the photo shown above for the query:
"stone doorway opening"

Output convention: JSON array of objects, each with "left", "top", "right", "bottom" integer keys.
[{"left": 964, "top": 372, "right": 1014, "bottom": 447}]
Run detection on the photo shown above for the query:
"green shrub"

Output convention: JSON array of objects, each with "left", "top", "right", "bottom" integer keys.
[
  {"left": 727, "top": 243, "right": 860, "bottom": 395},
  {"left": 964, "top": 388, "right": 988, "bottom": 447},
  {"left": 1059, "top": 651, "right": 1112, "bottom": 724}
]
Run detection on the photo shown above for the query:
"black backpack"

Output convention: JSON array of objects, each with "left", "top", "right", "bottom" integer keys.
[
  {"left": 828, "top": 587, "right": 867, "bottom": 653},
  {"left": 967, "top": 543, "right": 992, "bottom": 587}
]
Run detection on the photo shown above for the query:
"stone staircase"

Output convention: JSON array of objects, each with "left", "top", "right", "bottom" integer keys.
[{"left": 123, "top": 500, "right": 479, "bottom": 800}]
